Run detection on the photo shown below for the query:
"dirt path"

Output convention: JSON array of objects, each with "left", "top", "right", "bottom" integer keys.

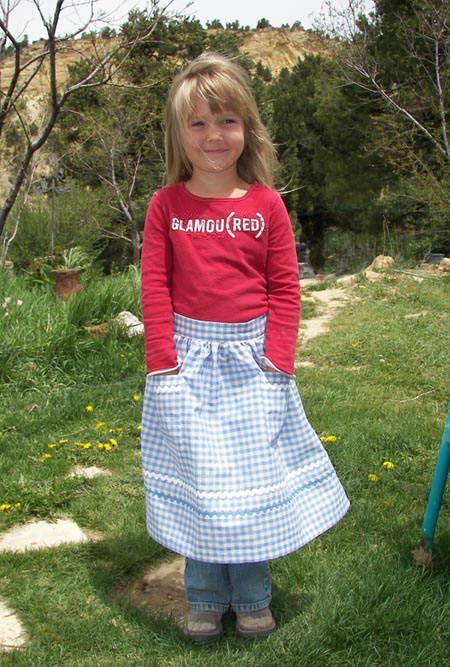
[{"left": 300, "top": 280, "right": 356, "bottom": 344}]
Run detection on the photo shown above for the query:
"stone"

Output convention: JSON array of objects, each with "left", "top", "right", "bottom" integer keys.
[
  {"left": 367, "top": 255, "right": 394, "bottom": 272},
  {"left": 438, "top": 257, "right": 450, "bottom": 272},
  {"left": 0, "top": 598, "right": 29, "bottom": 652},
  {"left": 0, "top": 519, "right": 90, "bottom": 553},
  {"left": 67, "top": 466, "right": 112, "bottom": 479},
  {"left": 364, "top": 269, "right": 383, "bottom": 281},
  {"left": 404, "top": 310, "right": 429, "bottom": 319},
  {"left": 114, "top": 311, "right": 144, "bottom": 337}
]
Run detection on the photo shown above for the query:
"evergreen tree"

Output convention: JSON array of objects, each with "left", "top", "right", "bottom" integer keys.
[
  {"left": 206, "top": 19, "right": 224, "bottom": 29},
  {"left": 323, "top": 0, "right": 450, "bottom": 255},
  {"left": 54, "top": 11, "right": 209, "bottom": 266},
  {"left": 270, "top": 56, "right": 386, "bottom": 267}
]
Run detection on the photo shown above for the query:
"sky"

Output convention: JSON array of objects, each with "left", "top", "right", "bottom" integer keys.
[{"left": 4, "top": 0, "right": 345, "bottom": 43}]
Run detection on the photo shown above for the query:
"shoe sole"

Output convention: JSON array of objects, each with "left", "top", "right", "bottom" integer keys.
[
  {"left": 236, "top": 624, "right": 276, "bottom": 640},
  {"left": 184, "top": 623, "right": 223, "bottom": 645},
  {"left": 185, "top": 631, "right": 223, "bottom": 645}
]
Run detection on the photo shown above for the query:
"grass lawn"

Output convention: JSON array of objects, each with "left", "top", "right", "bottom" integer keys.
[{"left": 0, "top": 270, "right": 449, "bottom": 666}]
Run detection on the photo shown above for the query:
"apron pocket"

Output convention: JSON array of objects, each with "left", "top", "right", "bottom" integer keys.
[
  {"left": 148, "top": 374, "right": 185, "bottom": 455},
  {"left": 262, "top": 372, "right": 290, "bottom": 446}
]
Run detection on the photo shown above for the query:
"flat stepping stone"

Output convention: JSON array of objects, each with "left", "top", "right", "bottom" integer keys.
[
  {"left": 404, "top": 310, "right": 429, "bottom": 319},
  {"left": 68, "top": 465, "right": 112, "bottom": 479},
  {"left": 295, "top": 360, "right": 315, "bottom": 368},
  {"left": 0, "top": 519, "right": 90, "bottom": 553},
  {"left": 115, "top": 556, "right": 187, "bottom": 621},
  {"left": 0, "top": 598, "right": 29, "bottom": 652}
]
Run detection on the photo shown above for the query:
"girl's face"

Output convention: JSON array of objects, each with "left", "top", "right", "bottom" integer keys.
[{"left": 182, "top": 98, "right": 245, "bottom": 179}]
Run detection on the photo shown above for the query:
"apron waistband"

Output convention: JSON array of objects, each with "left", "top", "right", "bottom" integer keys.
[{"left": 173, "top": 312, "right": 267, "bottom": 342}]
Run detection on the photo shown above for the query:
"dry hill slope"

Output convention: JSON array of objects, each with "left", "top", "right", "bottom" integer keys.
[
  {"left": 0, "top": 27, "right": 327, "bottom": 196},
  {"left": 0, "top": 27, "right": 327, "bottom": 96},
  {"left": 242, "top": 27, "right": 327, "bottom": 75}
]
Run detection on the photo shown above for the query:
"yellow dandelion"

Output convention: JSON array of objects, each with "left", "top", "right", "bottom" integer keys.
[
  {"left": 40, "top": 453, "right": 52, "bottom": 462},
  {"left": 120, "top": 353, "right": 126, "bottom": 359},
  {"left": 109, "top": 438, "right": 118, "bottom": 447},
  {"left": 95, "top": 422, "right": 106, "bottom": 429},
  {"left": 0, "top": 504, "right": 11, "bottom": 511},
  {"left": 85, "top": 405, "right": 93, "bottom": 412},
  {"left": 351, "top": 342, "right": 360, "bottom": 347},
  {"left": 15, "top": 503, "right": 21, "bottom": 509},
  {"left": 59, "top": 439, "right": 68, "bottom": 444},
  {"left": 368, "top": 474, "right": 379, "bottom": 482},
  {"left": 320, "top": 435, "right": 337, "bottom": 443},
  {"left": 137, "top": 425, "right": 142, "bottom": 431},
  {"left": 133, "top": 394, "right": 140, "bottom": 401},
  {"left": 115, "top": 427, "right": 123, "bottom": 433},
  {"left": 82, "top": 443, "right": 92, "bottom": 449},
  {"left": 48, "top": 443, "right": 58, "bottom": 449},
  {"left": 98, "top": 443, "right": 104, "bottom": 449},
  {"left": 104, "top": 444, "right": 112, "bottom": 451},
  {"left": 383, "top": 461, "right": 395, "bottom": 470}
]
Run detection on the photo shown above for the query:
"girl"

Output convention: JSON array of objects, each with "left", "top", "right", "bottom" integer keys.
[{"left": 140, "top": 52, "right": 349, "bottom": 643}]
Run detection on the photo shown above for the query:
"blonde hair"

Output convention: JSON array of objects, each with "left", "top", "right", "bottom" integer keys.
[{"left": 165, "top": 52, "right": 276, "bottom": 188}]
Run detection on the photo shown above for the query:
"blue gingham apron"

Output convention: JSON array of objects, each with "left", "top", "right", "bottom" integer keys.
[{"left": 141, "top": 313, "right": 349, "bottom": 563}]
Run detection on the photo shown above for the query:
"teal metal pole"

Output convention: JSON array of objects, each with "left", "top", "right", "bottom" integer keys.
[{"left": 420, "top": 408, "right": 450, "bottom": 552}]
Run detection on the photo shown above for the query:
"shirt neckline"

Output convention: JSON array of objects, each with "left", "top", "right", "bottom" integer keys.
[{"left": 179, "top": 181, "right": 257, "bottom": 202}]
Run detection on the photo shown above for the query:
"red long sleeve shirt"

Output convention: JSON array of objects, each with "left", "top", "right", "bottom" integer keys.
[{"left": 141, "top": 182, "right": 300, "bottom": 375}]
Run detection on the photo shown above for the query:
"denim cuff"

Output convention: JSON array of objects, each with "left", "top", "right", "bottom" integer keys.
[
  {"left": 188, "top": 601, "right": 230, "bottom": 613},
  {"left": 232, "top": 596, "right": 271, "bottom": 613}
]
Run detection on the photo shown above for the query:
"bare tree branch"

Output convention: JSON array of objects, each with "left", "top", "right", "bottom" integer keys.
[
  {"left": 1, "top": 158, "right": 37, "bottom": 264},
  {"left": 0, "top": 0, "right": 172, "bottom": 239},
  {"left": 320, "top": 0, "right": 450, "bottom": 162}
]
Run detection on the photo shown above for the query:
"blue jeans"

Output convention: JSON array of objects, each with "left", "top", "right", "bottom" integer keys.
[{"left": 184, "top": 558, "right": 271, "bottom": 613}]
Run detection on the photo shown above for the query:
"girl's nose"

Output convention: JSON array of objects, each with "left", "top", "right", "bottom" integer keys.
[{"left": 205, "top": 122, "right": 222, "bottom": 141}]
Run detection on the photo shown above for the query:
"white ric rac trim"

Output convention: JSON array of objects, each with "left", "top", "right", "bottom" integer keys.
[{"left": 144, "top": 456, "right": 327, "bottom": 499}]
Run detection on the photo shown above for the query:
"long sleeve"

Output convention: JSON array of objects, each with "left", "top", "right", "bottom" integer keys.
[
  {"left": 264, "top": 195, "right": 301, "bottom": 375},
  {"left": 141, "top": 192, "right": 178, "bottom": 373}
]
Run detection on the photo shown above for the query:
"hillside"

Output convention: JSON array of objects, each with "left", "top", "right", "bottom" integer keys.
[
  {"left": 242, "top": 27, "right": 327, "bottom": 75},
  {"left": 0, "top": 26, "right": 327, "bottom": 96},
  {"left": 0, "top": 27, "right": 327, "bottom": 197}
]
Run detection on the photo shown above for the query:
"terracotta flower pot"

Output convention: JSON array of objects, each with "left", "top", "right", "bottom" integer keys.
[{"left": 51, "top": 268, "right": 83, "bottom": 300}]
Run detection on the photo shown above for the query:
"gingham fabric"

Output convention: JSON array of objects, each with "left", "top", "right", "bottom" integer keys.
[{"left": 141, "top": 313, "right": 350, "bottom": 563}]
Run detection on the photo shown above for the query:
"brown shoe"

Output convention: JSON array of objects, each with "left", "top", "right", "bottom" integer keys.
[
  {"left": 184, "top": 610, "right": 223, "bottom": 644},
  {"left": 236, "top": 607, "right": 276, "bottom": 639}
]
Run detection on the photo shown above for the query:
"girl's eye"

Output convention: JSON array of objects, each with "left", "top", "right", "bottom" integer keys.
[
  {"left": 191, "top": 120, "right": 204, "bottom": 127},
  {"left": 224, "top": 118, "right": 236, "bottom": 125}
]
